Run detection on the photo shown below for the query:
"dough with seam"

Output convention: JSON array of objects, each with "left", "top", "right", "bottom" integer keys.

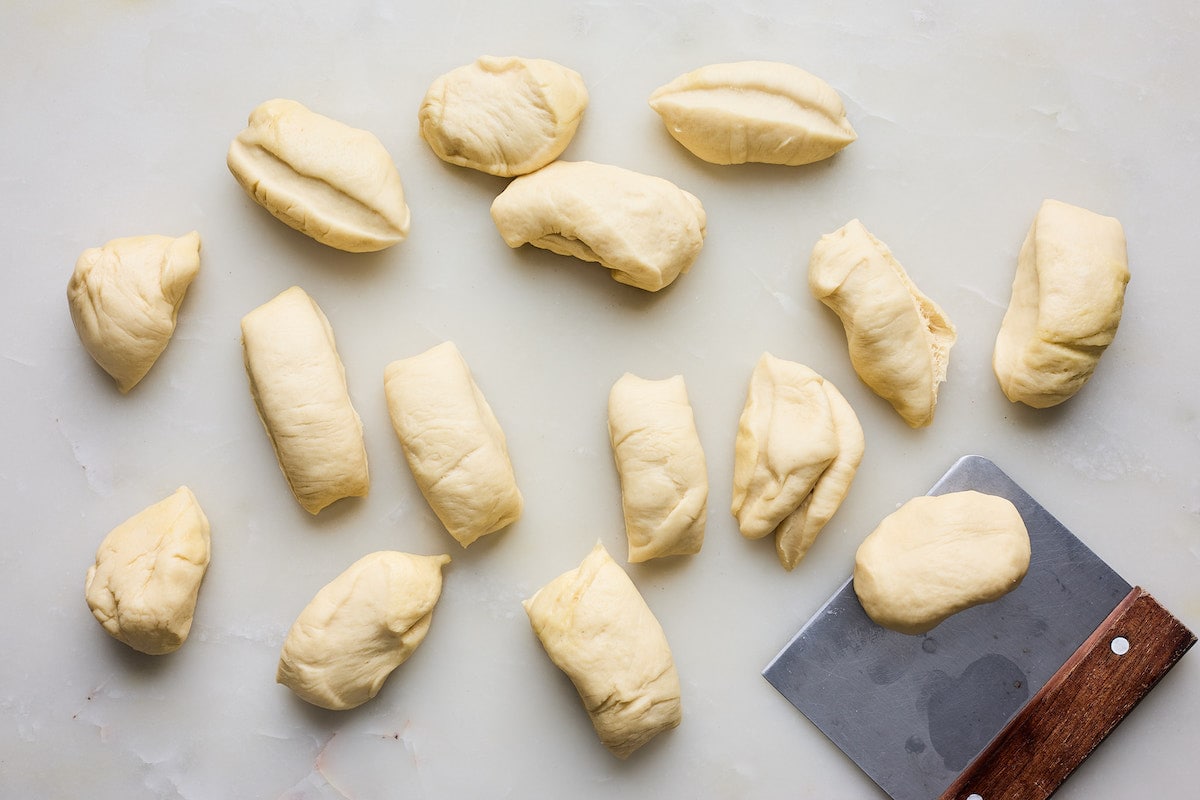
[
  {"left": 732, "top": 353, "right": 864, "bottom": 570},
  {"left": 649, "top": 60, "right": 856, "bottom": 166},
  {"left": 227, "top": 98, "right": 409, "bottom": 252},
  {"left": 809, "top": 219, "right": 956, "bottom": 427}
]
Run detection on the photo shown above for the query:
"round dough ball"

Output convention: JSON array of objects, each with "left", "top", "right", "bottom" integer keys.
[
  {"left": 853, "top": 491, "right": 1030, "bottom": 635},
  {"left": 419, "top": 55, "right": 588, "bottom": 177}
]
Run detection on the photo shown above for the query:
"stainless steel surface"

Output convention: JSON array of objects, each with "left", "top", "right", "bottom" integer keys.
[{"left": 762, "top": 455, "right": 1132, "bottom": 800}]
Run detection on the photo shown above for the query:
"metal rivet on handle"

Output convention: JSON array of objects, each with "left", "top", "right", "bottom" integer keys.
[
  {"left": 967, "top": 794, "right": 984, "bottom": 800},
  {"left": 1111, "top": 636, "right": 1131, "bottom": 655}
]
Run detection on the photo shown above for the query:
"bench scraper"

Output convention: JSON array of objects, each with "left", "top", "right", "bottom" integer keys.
[{"left": 763, "top": 455, "right": 1194, "bottom": 800}]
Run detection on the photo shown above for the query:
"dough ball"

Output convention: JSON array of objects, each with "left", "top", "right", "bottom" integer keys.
[
  {"left": 227, "top": 98, "right": 409, "bottom": 252},
  {"left": 523, "top": 541, "right": 681, "bottom": 758},
  {"left": 732, "top": 353, "right": 864, "bottom": 570},
  {"left": 241, "top": 286, "right": 370, "bottom": 514},
  {"left": 384, "top": 341, "right": 522, "bottom": 547},
  {"left": 993, "top": 199, "right": 1129, "bottom": 408},
  {"left": 853, "top": 491, "right": 1031, "bottom": 635},
  {"left": 67, "top": 231, "right": 201, "bottom": 393},
  {"left": 419, "top": 55, "right": 588, "bottom": 177},
  {"left": 490, "top": 160, "right": 706, "bottom": 292},
  {"left": 809, "top": 219, "right": 956, "bottom": 428},
  {"left": 277, "top": 551, "right": 450, "bottom": 710},
  {"left": 608, "top": 373, "right": 707, "bottom": 562},
  {"left": 84, "top": 487, "right": 211, "bottom": 655},
  {"left": 649, "top": 60, "right": 855, "bottom": 166}
]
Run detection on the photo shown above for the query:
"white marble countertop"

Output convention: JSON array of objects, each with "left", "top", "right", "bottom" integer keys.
[{"left": 2, "top": 1, "right": 1197, "bottom": 797}]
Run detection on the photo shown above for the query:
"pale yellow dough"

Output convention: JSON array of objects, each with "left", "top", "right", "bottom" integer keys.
[
  {"left": 384, "top": 342, "right": 522, "bottom": 547},
  {"left": 649, "top": 60, "right": 856, "bottom": 166},
  {"left": 993, "top": 199, "right": 1130, "bottom": 408},
  {"left": 241, "top": 286, "right": 369, "bottom": 514},
  {"left": 523, "top": 541, "right": 681, "bottom": 759},
  {"left": 490, "top": 160, "right": 707, "bottom": 292},
  {"left": 853, "top": 491, "right": 1031, "bottom": 635},
  {"left": 84, "top": 487, "right": 211, "bottom": 655},
  {"left": 277, "top": 551, "right": 450, "bottom": 710},
  {"left": 608, "top": 373, "right": 707, "bottom": 562},
  {"left": 227, "top": 98, "right": 410, "bottom": 252},
  {"left": 419, "top": 55, "right": 588, "bottom": 177},
  {"left": 809, "top": 219, "right": 957, "bottom": 428},
  {"left": 67, "top": 231, "right": 201, "bottom": 393},
  {"left": 732, "top": 354, "right": 864, "bottom": 570}
]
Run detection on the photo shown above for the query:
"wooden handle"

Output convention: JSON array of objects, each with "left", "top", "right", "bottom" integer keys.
[{"left": 940, "top": 587, "right": 1195, "bottom": 800}]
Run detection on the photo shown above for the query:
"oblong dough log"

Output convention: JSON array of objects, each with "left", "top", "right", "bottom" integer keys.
[
  {"left": 732, "top": 353, "right": 864, "bottom": 570},
  {"left": 490, "top": 160, "right": 706, "bottom": 292},
  {"left": 277, "top": 551, "right": 450, "bottom": 710},
  {"left": 853, "top": 491, "right": 1031, "bottom": 635},
  {"left": 993, "top": 199, "right": 1129, "bottom": 408},
  {"left": 67, "top": 231, "right": 201, "bottom": 392},
  {"left": 648, "top": 60, "right": 856, "bottom": 166},
  {"left": 809, "top": 219, "right": 956, "bottom": 428},
  {"left": 523, "top": 541, "right": 682, "bottom": 759},
  {"left": 419, "top": 55, "right": 588, "bottom": 177},
  {"left": 227, "top": 98, "right": 410, "bottom": 252},
  {"left": 241, "top": 286, "right": 369, "bottom": 514},
  {"left": 84, "top": 486, "right": 211, "bottom": 655},
  {"left": 608, "top": 373, "right": 707, "bottom": 562},
  {"left": 384, "top": 342, "right": 522, "bottom": 547}
]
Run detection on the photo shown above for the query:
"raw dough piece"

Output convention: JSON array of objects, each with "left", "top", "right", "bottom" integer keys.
[
  {"left": 384, "top": 342, "right": 522, "bottom": 547},
  {"left": 419, "top": 55, "right": 588, "bottom": 177},
  {"left": 993, "top": 199, "right": 1130, "bottom": 408},
  {"left": 67, "top": 231, "right": 201, "bottom": 393},
  {"left": 84, "top": 487, "right": 211, "bottom": 655},
  {"left": 523, "top": 541, "right": 681, "bottom": 759},
  {"left": 227, "top": 98, "right": 410, "bottom": 252},
  {"left": 648, "top": 60, "right": 856, "bottom": 166},
  {"left": 809, "top": 219, "right": 957, "bottom": 428},
  {"left": 853, "top": 491, "right": 1031, "bottom": 635},
  {"left": 608, "top": 373, "right": 707, "bottom": 562},
  {"left": 732, "top": 353, "right": 864, "bottom": 570},
  {"left": 277, "top": 551, "right": 450, "bottom": 710},
  {"left": 490, "top": 160, "right": 707, "bottom": 292},
  {"left": 241, "top": 286, "right": 369, "bottom": 514}
]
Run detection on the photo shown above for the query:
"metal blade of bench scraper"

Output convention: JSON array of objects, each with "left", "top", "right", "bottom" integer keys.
[{"left": 762, "top": 455, "right": 1131, "bottom": 800}]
